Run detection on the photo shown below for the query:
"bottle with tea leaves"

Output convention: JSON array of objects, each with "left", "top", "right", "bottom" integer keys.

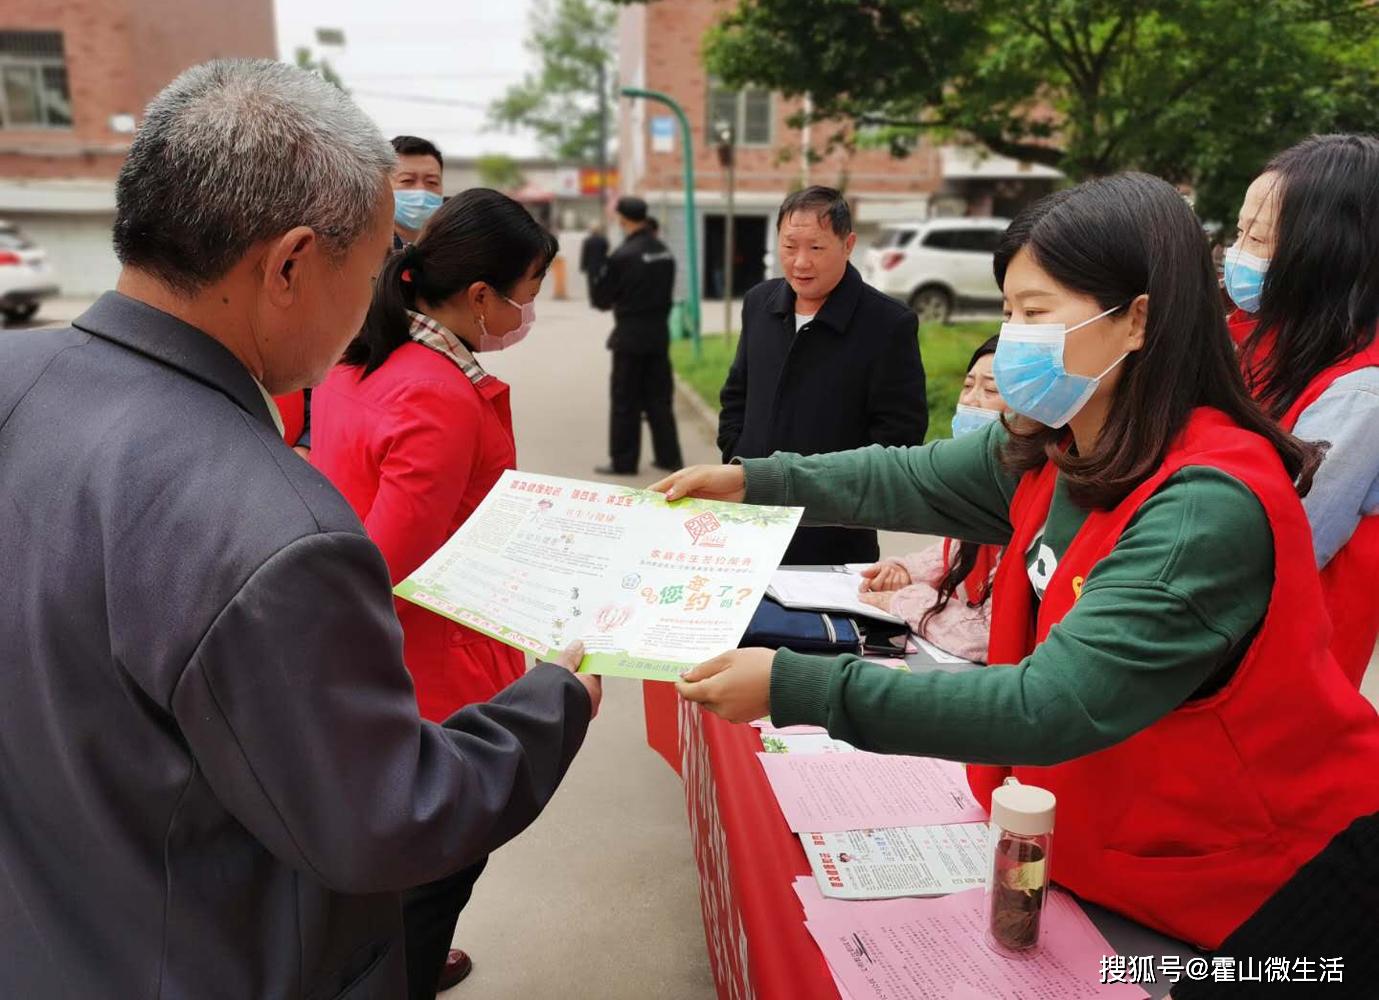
[{"left": 984, "top": 780, "right": 1056, "bottom": 957}]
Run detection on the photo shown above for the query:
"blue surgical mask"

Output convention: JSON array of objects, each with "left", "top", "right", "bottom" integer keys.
[
  {"left": 394, "top": 189, "right": 443, "bottom": 232},
  {"left": 951, "top": 403, "right": 1000, "bottom": 439},
  {"left": 993, "top": 304, "right": 1128, "bottom": 428},
  {"left": 1223, "top": 245, "right": 1268, "bottom": 314}
]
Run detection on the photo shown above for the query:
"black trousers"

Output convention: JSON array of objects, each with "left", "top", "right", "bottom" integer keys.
[
  {"left": 403, "top": 857, "right": 488, "bottom": 1000},
  {"left": 609, "top": 350, "right": 683, "bottom": 473}
]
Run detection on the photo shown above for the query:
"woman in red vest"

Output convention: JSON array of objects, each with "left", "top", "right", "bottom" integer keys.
[
  {"left": 311, "top": 188, "right": 558, "bottom": 998},
  {"left": 659, "top": 173, "right": 1379, "bottom": 949},
  {"left": 1224, "top": 134, "right": 1379, "bottom": 687}
]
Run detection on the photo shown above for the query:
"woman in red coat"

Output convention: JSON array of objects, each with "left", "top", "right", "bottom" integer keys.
[{"left": 310, "top": 187, "right": 558, "bottom": 999}]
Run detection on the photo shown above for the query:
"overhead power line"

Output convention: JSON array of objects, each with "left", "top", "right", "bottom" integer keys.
[{"left": 350, "top": 89, "right": 493, "bottom": 110}]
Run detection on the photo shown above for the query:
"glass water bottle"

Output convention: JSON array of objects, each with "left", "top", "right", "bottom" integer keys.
[{"left": 984, "top": 780, "right": 1056, "bottom": 957}]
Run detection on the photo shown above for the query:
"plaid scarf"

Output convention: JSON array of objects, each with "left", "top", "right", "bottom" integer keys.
[{"left": 407, "top": 310, "right": 489, "bottom": 387}]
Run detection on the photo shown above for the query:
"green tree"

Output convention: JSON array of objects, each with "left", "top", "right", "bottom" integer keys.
[
  {"left": 293, "top": 46, "right": 346, "bottom": 92},
  {"left": 489, "top": 0, "right": 616, "bottom": 163},
  {"left": 695, "top": 0, "right": 1379, "bottom": 224},
  {"left": 476, "top": 153, "right": 527, "bottom": 190}
]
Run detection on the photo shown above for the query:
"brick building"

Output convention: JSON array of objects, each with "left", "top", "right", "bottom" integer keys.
[
  {"left": 616, "top": 0, "right": 1059, "bottom": 305},
  {"left": 0, "top": 0, "right": 275, "bottom": 295}
]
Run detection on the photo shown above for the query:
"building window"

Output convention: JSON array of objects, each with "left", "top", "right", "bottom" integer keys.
[
  {"left": 0, "top": 31, "right": 72, "bottom": 129},
  {"left": 705, "top": 82, "right": 772, "bottom": 148}
]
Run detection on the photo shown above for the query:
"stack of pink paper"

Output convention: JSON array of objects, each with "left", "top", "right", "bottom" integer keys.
[
  {"left": 793, "top": 878, "right": 1148, "bottom": 1000},
  {"left": 757, "top": 750, "right": 987, "bottom": 832}
]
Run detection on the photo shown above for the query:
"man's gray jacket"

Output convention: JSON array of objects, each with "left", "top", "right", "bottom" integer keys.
[{"left": 0, "top": 293, "right": 592, "bottom": 999}]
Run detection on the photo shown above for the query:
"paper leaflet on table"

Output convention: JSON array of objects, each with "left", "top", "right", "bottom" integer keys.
[
  {"left": 800, "top": 824, "right": 989, "bottom": 899},
  {"left": 757, "top": 751, "right": 987, "bottom": 832},
  {"left": 394, "top": 470, "right": 802, "bottom": 681},
  {"left": 767, "top": 569, "right": 907, "bottom": 625},
  {"left": 911, "top": 635, "right": 974, "bottom": 665},
  {"left": 792, "top": 879, "right": 1149, "bottom": 1000},
  {"left": 759, "top": 733, "right": 857, "bottom": 754}
]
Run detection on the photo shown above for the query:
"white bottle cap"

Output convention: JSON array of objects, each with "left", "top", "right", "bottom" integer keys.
[{"left": 991, "top": 783, "right": 1056, "bottom": 836}]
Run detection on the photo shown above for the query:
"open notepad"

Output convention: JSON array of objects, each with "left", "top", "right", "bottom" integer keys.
[{"left": 766, "top": 569, "right": 908, "bottom": 626}]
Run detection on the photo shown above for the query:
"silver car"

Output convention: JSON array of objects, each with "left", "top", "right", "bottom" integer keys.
[
  {"left": 859, "top": 218, "right": 1009, "bottom": 324},
  {"left": 0, "top": 221, "right": 60, "bottom": 325}
]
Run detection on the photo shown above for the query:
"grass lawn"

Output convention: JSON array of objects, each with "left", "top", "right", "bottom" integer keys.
[{"left": 669, "top": 320, "right": 999, "bottom": 442}]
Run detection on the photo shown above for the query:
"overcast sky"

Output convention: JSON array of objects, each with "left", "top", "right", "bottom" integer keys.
[{"left": 274, "top": 0, "right": 542, "bottom": 159}]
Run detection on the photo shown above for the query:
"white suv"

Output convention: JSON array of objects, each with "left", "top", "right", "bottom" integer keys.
[
  {"left": 859, "top": 218, "right": 1009, "bottom": 324},
  {"left": 0, "top": 221, "right": 60, "bottom": 325}
]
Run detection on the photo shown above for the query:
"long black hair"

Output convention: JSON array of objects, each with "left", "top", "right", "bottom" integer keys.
[
  {"left": 921, "top": 336, "right": 1000, "bottom": 630},
  {"left": 1241, "top": 134, "right": 1379, "bottom": 417},
  {"left": 993, "top": 172, "right": 1320, "bottom": 509},
  {"left": 345, "top": 188, "right": 558, "bottom": 375}
]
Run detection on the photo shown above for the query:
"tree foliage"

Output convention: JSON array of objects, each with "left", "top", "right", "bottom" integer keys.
[
  {"left": 489, "top": 0, "right": 617, "bottom": 163},
  {"left": 476, "top": 153, "right": 526, "bottom": 190},
  {"left": 293, "top": 47, "right": 346, "bottom": 92},
  {"left": 696, "top": 0, "right": 1379, "bottom": 222}
]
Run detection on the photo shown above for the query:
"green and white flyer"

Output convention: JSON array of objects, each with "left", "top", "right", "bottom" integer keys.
[{"left": 395, "top": 470, "right": 803, "bottom": 681}]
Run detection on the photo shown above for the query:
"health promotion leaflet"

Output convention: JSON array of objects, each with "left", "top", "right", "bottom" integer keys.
[{"left": 394, "top": 470, "right": 803, "bottom": 681}]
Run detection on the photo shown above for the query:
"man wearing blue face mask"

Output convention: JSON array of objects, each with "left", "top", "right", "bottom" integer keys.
[
  {"left": 276, "top": 136, "right": 448, "bottom": 461},
  {"left": 391, "top": 135, "right": 445, "bottom": 247}
]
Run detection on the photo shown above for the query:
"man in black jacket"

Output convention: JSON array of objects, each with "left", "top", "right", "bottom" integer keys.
[
  {"left": 718, "top": 187, "right": 928, "bottom": 565},
  {"left": 591, "top": 195, "right": 684, "bottom": 476},
  {"left": 0, "top": 60, "right": 599, "bottom": 1000}
]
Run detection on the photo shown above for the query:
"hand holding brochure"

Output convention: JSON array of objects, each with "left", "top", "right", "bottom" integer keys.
[{"left": 395, "top": 471, "right": 803, "bottom": 680}]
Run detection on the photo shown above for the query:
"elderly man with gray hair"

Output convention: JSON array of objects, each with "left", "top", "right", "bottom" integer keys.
[{"left": 0, "top": 60, "right": 598, "bottom": 999}]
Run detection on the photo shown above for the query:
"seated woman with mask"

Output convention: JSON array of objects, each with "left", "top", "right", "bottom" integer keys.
[{"left": 856, "top": 337, "right": 1003, "bottom": 662}]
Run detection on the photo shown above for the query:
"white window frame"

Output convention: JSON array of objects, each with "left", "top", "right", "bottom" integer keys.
[
  {"left": 705, "top": 82, "right": 773, "bottom": 149},
  {"left": 0, "top": 32, "right": 72, "bottom": 131}
]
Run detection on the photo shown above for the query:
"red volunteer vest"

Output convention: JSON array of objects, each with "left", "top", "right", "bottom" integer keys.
[
  {"left": 968, "top": 408, "right": 1379, "bottom": 948},
  {"left": 1234, "top": 311, "right": 1379, "bottom": 686},
  {"left": 1226, "top": 308, "right": 1255, "bottom": 347},
  {"left": 1276, "top": 338, "right": 1379, "bottom": 686},
  {"left": 941, "top": 538, "right": 999, "bottom": 605}
]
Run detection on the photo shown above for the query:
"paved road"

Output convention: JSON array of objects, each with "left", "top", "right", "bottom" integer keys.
[{"left": 441, "top": 291, "right": 719, "bottom": 999}]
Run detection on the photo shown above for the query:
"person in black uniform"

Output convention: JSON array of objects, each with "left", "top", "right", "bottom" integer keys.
[
  {"left": 591, "top": 196, "right": 684, "bottom": 476},
  {"left": 578, "top": 223, "right": 609, "bottom": 302}
]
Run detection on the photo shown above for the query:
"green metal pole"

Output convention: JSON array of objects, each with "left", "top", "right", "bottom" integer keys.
[{"left": 620, "top": 87, "right": 701, "bottom": 358}]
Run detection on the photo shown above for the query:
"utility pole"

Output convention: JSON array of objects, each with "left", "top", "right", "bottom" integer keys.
[
  {"left": 620, "top": 87, "right": 701, "bottom": 357},
  {"left": 716, "top": 119, "right": 737, "bottom": 351},
  {"left": 596, "top": 60, "right": 608, "bottom": 205}
]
